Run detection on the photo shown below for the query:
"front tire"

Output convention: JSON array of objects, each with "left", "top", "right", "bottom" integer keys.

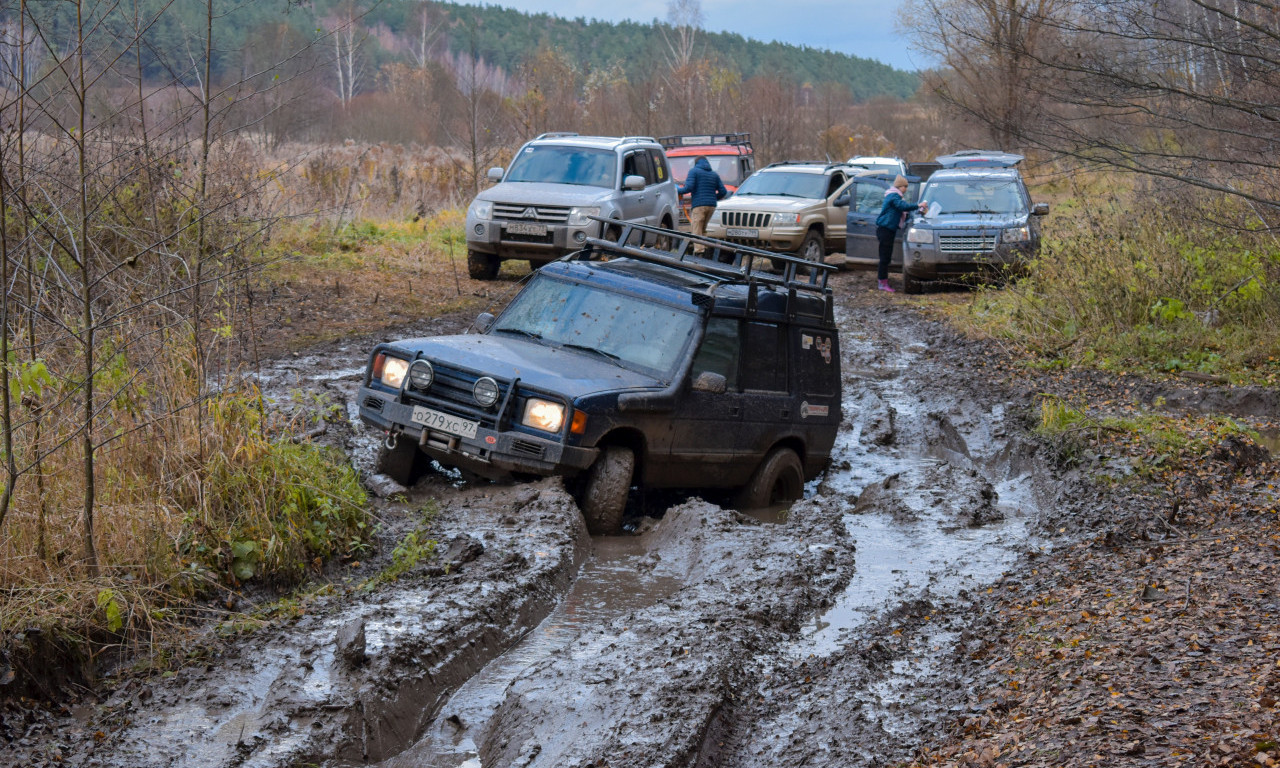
[
  {"left": 902, "top": 270, "right": 923, "bottom": 295},
  {"left": 467, "top": 250, "right": 499, "bottom": 280},
  {"left": 797, "top": 229, "right": 824, "bottom": 263},
  {"left": 377, "top": 438, "right": 426, "bottom": 487},
  {"left": 734, "top": 446, "right": 804, "bottom": 511},
  {"left": 576, "top": 445, "right": 634, "bottom": 535}
]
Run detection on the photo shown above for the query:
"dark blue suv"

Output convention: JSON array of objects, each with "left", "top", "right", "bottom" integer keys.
[{"left": 355, "top": 223, "right": 842, "bottom": 533}]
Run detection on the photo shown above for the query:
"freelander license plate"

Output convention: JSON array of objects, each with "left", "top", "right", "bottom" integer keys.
[
  {"left": 411, "top": 405, "right": 478, "bottom": 439},
  {"left": 506, "top": 222, "right": 547, "bottom": 236},
  {"left": 725, "top": 227, "right": 759, "bottom": 238}
]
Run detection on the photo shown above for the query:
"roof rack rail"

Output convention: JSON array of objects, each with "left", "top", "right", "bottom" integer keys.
[
  {"left": 571, "top": 216, "right": 835, "bottom": 323},
  {"left": 619, "top": 136, "right": 658, "bottom": 145},
  {"left": 533, "top": 131, "right": 580, "bottom": 140},
  {"left": 657, "top": 133, "right": 752, "bottom": 149}
]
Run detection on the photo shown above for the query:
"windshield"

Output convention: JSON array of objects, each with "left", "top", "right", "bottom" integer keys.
[
  {"left": 850, "top": 162, "right": 899, "bottom": 174},
  {"left": 669, "top": 155, "right": 744, "bottom": 186},
  {"left": 505, "top": 145, "right": 618, "bottom": 188},
  {"left": 492, "top": 275, "right": 698, "bottom": 375},
  {"left": 734, "top": 170, "right": 828, "bottom": 199},
  {"left": 920, "top": 178, "right": 1027, "bottom": 215}
]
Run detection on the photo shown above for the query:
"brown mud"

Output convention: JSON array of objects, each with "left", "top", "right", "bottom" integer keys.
[{"left": 2, "top": 270, "right": 1275, "bottom": 768}]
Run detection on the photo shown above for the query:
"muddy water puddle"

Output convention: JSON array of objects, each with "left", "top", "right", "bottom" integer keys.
[{"left": 377, "top": 537, "right": 682, "bottom": 768}]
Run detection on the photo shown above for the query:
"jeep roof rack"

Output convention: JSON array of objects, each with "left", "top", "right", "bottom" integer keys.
[
  {"left": 619, "top": 136, "right": 659, "bottom": 146},
  {"left": 572, "top": 216, "right": 835, "bottom": 324},
  {"left": 533, "top": 131, "right": 579, "bottom": 140},
  {"left": 762, "top": 160, "right": 850, "bottom": 170},
  {"left": 657, "top": 133, "right": 752, "bottom": 149}
]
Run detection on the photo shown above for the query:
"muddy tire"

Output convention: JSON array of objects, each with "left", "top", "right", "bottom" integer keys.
[
  {"left": 377, "top": 438, "right": 426, "bottom": 487},
  {"left": 797, "top": 230, "right": 824, "bottom": 263},
  {"left": 654, "top": 218, "right": 674, "bottom": 251},
  {"left": 467, "top": 250, "right": 499, "bottom": 280},
  {"left": 902, "top": 270, "right": 923, "bottom": 295},
  {"left": 577, "top": 445, "right": 634, "bottom": 535},
  {"left": 734, "top": 446, "right": 804, "bottom": 511}
]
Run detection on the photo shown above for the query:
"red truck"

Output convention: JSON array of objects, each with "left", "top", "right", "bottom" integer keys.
[{"left": 658, "top": 133, "right": 756, "bottom": 227}]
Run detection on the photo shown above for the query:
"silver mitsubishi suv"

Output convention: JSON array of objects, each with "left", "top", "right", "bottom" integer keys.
[{"left": 464, "top": 133, "right": 680, "bottom": 279}]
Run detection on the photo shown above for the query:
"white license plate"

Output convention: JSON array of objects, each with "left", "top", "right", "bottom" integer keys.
[
  {"left": 725, "top": 227, "right": 759, "bottom": 238},
  {"left": 411, "top": 406, "right": 478, "bottom": 439},
  {"left": 506, "top": 222, "right": 547, "bottom": 236}
]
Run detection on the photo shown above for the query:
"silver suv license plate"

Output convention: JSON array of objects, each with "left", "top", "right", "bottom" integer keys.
[
  {"left": 725, "top": 227, "right": 759, "bottom": 238},
  {"left": 411, "top": 405, "right": 479, "bottom": 438},
  {"left": 507, "top": 222, "right": 547, "bottom": 236}
]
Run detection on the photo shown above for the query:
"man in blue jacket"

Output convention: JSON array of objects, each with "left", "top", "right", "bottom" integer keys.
[
  {"left": 874, "top": 175, "right": 927, "bottom": 292},
  {"left": 677, "top": 156, "right": 728, "bottom": 255}
]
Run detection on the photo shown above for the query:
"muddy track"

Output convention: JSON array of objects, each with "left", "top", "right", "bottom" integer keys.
[{"left": 8, "top": 271, "right": 1101, "bottom": 768}]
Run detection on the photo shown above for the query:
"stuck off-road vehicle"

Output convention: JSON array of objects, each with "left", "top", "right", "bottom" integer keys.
[
  {"left": 355, "top": 221, "right": 842, "bottom": 533},
  {"left": 464, "top": 133, "right": 680, "bottom": 279}
]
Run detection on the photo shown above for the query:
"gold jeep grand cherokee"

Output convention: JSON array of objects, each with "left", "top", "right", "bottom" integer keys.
[{"left": 704, "top": 161, "right": 856, "bottom": 266}]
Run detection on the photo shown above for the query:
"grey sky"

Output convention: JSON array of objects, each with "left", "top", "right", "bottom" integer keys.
[{"left": 474, "top": 1, "right": 925, "bottom": 72}]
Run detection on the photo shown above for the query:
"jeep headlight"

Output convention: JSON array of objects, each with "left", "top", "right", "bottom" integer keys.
[
  {"left": 1003, "top": 226, "right": 1030, "bottom": 243},
  {"left": 772, "top": 212, "right": 799, "bottom": 226},
  {"left": 469, "top": 200, "right": 492, "bottom": 220},
  {"left": 905, "top": 227, "right": 933, "bottom": 244},
  {"left": 522, "top": 398, "right": 565, "bottom": 433},
  {"left": 567, "top": 206, "right": 600, "bottom": 226},
  {"left": 376, "top": 354, "right": 409, "bottom": 389}
]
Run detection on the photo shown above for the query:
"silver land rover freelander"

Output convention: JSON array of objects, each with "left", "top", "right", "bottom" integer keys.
[{"left": 464, "top": 133, "right": 680, "bottom": 279}]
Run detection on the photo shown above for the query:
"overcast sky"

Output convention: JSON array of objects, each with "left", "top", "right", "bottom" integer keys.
[{"left": 474, "top": 1, "right": 925, "bottom": 72}]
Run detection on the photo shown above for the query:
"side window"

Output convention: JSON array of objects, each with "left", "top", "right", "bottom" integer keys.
[
  {"left": 635, "top": 150, "right": 656, "bottom": 185},
  {"left": 622, "top": 152, "right": 640, "bottom": 183},
  {"left": 826, "top": 173, "right": 845, "bottom": 198},
  {"left": 797, "top": 328, "right": 837, "bottom": 396},
  {"left": 741, "top": 321, "right": 787, "bottom": 392},
  {"left": 855, "top": 182, "right": 885, "bottom": 214},
  {"left": 648, "top": 148, "right": 669, "bottom": 183},
  {"left": 691, "top": 316, "right": 739, "bottom": 391}
]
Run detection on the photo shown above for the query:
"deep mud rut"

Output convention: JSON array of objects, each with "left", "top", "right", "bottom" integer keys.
[{"left": 9, "top": 272, "right": 1112, "bottom": 767}]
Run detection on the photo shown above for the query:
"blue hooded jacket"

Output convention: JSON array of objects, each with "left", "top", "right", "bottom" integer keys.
[
  {"left": 677, "top": 158, "right": 729, "bottom": 209},
  {"left": 875, "top": 188, "right": 919, "bottom": 231}
]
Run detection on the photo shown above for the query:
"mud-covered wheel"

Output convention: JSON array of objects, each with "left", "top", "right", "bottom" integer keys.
[
  {"left": 902, "top": 270, "right": 923, "bottom": 295},
  {"left": 377, "top": 437, "right": 426, "bottom": 487},
  {"left": 654, "top": 218, "right": 674, "bottom": 250},
  {"left": 467, "top": 250, "right": 499, "bottom": 280},
  {"left": 734, "top": 446, "right": 804, "bottom": 511},
  {"left": 603, "top": 220, "right": 623, "bottom": 242},
  {"left": 797, "top": 229, "right": 824, "bottom": 263},
  {"left": 577, "top": 445, "right": 634, "bottom": 535}
]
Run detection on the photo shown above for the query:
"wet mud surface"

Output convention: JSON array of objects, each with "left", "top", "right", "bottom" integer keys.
[{"left": 5, "top": 271, "right": 1274, "bottom": 767}]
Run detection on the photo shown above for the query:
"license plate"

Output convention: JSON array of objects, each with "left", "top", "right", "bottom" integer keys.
[
  {"left": 725, "top": 227, "right": 759, "bottom": 238},
  {"left": 411, "top": 406, "right": 478, "bottom": 439},
  {"left": 506, "top": 222, "right": 547, "bottom": 236}
]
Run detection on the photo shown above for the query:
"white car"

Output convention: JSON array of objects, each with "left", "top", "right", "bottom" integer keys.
[{"left": 846, "top": 155, "right": 908, "bottom": 177}]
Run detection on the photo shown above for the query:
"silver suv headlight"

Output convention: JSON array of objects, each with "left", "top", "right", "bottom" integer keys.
[
  {"left": 905, "top": 227, "right": 933, "bottom": 244},
  {"left": 1003, "top": 226, "right": 1030, "bottom": 243},
  {"left": 469, "top": 200, "right": 492, "bottom": 220},
  {"left": 772, "top": 212, "right": 799, "bottom": 226},
  {"left": 567, "top": 206, "right": 600, "bottom": 226}
]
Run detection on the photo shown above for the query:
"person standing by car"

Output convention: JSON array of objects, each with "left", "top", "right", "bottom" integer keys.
[
  {"left": 875, "top": 175, "right": 927, "bottom": 292},
  {"left": 677, "top": 156, "right": 729, "bottom": 254}
]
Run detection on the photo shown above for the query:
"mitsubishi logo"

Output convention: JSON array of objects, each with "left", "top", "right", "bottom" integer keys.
[{"left": 522, "top": 207, "right": 538, "bottom": 219}]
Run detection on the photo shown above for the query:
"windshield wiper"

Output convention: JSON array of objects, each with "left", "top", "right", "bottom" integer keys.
[
  {"left": 494, "top": 328, "right": 546, "bottom": 343},
  {"left": 561, "top": 343, "right": 623, "bottom": 365}
]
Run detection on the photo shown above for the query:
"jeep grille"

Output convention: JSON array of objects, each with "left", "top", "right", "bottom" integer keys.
[
  {"left": 494, "top": 203, "right": 571, "bottom": 223},
  {"left": 939, "top": 235, "right": 998, "bottom": 253},
  {"left": 406, "top": 363, "right": 510, "bottom": 428},
  {"left": 721, "top": 211, "right": 773, "bottom": 228}
]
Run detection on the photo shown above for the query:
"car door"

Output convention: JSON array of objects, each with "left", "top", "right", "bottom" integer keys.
[
  {"left": 735, "top": 320, "right": 793, "bottom": 470},
  {"left": 844, "top": 176, "right": 891, "bottom": 263},
  {"left": 618, "top": 150, "right": 654, "bottom": 227},
  {"left": 824, "top": 172, "right": 851, "bottom": 248}
]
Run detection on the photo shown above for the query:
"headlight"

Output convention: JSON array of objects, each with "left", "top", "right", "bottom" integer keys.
[
  {"left": 469, "top": 200, "right": 492, "bottom": 220},
  {"left": 772, "top": 212, "right": 799, "bottom": 226},
  {"left": 1003, "top": 226, "right": 1030, "bottom": 243},
  {"left": 473, "top": 376, "right": 500, "bottom": 407},
  {"left": 905, "top": 227, "right": 933, "bottom": 244},
  {"left": 407, "top": 360, "right": 434, "bottom": 391},
  {"left": 521, "top": 398, "right": 566, "bottom": 433},
  {"left": 567, "top": 206, "right": 600, "bottom": 226},
  {"left": 377, "top": 354, "right": 409, "bottom": 389}
]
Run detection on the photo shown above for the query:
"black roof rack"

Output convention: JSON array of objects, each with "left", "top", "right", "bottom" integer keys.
[
  {"left": 571, "top": 216, "right": 835, "bottom": 324},
  {"left": 657, "top": 133, "right": 752, "bottom": 149},
  {"left": 762, "top": 160, "right": 850, "bottom": 171}
]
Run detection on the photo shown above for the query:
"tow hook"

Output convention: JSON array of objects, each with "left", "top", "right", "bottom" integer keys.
[{"left": 385, "top": 430, "right": 400, "bottom": 451}]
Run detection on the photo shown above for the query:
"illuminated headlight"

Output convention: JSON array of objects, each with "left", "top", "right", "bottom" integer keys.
[
  {"left": 407, "top": 360, "right": 434, "bottom": 391},
  {"left": 772, "top": 212, "right": 799, "bottom": 226},
  {"left": 567, "top": 206, "right": 600, "bottom": 226},
  {"left": 1003, "top": 226, "right": 1030, "bottom": 243},
  {"left": 473, "top": 376, "right": 500, "bottom": 407},
  {"left": 379, "top": 356, "right": 409, "bottom": 389},
  {"left": 521, "top": 398, "right": 566, "bottom": 433},
  {"left": 469, "top": 200, "right": 493, "bottom": 220},
  {"left": 905, "top": 227, "right": 933, "bottom": 244}
]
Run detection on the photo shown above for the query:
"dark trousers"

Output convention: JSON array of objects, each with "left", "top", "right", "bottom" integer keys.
[{"left": 875, "top": 226, "right": 896, "bottom": 281}]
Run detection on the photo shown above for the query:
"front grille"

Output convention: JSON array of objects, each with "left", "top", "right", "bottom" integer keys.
[
  {"left": 493, "top": 203, "right": 571, "bottom": 223},
  {"left": 405, "top": 364, "right": 509, "bottom": 428},
  {"left": 510, "top": 440, "right": 545, "bottom": 458},
  {"left": 362, "top": 396, "right": 384, "bottom": 412},
  {"left": 721, "top": 211, "right": 773, "bottom": 228},
  {"left": 938, "top": 235, "right": 997, "bottom": 253}
]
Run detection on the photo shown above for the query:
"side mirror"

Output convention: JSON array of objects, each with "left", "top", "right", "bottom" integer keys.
[
  {"left": 833, "top": 194, "right": 850, "bottom": 208},
  {"left": 1032, "top": 202, "right": 1049, "bottom": 216},
  {"left": 691, "top": 371, "right": 727, "bottom": 394},
  {"left": 473, "top": 312, "right": 495, "bottom": 333},
  {"left": 623, "top": 174, "right": 645, "bottom": 191},
  {"left": 487, "top": 167, "right": 504, "bottom": 183}
]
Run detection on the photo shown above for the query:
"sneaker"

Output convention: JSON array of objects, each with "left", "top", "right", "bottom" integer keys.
[{"left": 878, "top": 279, "right": 896, "bottom": 293}]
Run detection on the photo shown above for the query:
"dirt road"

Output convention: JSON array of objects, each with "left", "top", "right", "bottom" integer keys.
[{"left": 6, "top": 270, "right": 1276, "bottom": 768}]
